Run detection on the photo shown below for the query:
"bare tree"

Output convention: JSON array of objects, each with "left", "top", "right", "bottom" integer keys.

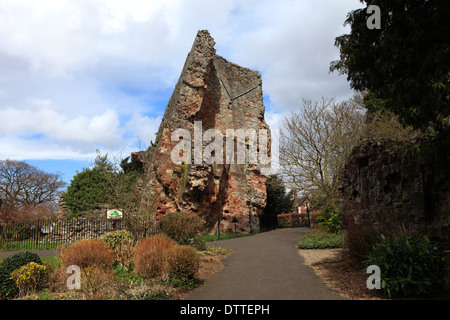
[
  {"left": 85, "top": 151, "right": 156, "bottom": 240},
  {"left": 0, "top": 159, "right": 66, "bottom": 208},
  {"left": 280, "top": 96, "right": 365, "bottom": 210}
]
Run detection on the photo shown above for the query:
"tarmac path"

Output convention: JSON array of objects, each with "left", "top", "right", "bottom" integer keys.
[
  {"left": 0, "top": 249, "right": 56, "bottom": 259},
  {"left": 185, "top": 228, "right": 344, "bottom": 300}
]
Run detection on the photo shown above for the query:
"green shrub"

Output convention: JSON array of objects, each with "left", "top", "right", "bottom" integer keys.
[
  {"left": 316, "top": 210, "right": 341, "bottom": 234},
  {"left": 0, "top": 251, "right": 42, "bottom": 299},
  {"left": 366, "top": 234, "right": 446, "bottom": 298},
  {"left": 113, "top": 265, "right": 143, "bottom": 284},
  {"left": 98, "top": 230, "right": 135, "bottom": 269},
  {"left": 99, "top": 230, "right": 134, "bottom": 249},
  {"left": 10, "top": 262, "right": 49, "bottom": 297},
  {"left": 159, "top": 211, "right": 206, "bottom": 250},
  {"left": 297, "top": 232, "right": 343, "bottom": 249}
]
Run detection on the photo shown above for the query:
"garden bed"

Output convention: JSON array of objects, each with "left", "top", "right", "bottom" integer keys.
[
  {"left": 299, "top": 248, "right": 386, "bottom": 299},
  {"left": 1, "top": 238, "right": 232, "bottom": 301},
  {"left": 299, "top": 248, "right": 450, "bottom": 300},
  {"left": 12, "top": 247, "right": 232, "bottom": 300}
]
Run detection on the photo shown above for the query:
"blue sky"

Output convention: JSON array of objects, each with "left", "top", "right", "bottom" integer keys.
[{"left": 0, "top": 0, "right": 361, "bottom": 185}]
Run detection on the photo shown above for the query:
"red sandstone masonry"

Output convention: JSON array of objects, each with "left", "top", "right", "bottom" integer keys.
[
  {"left": 340, "top": 138, "right": 450, "bottom": 249},
  {"left": 134, "top": 30, "right": 270, "bottom": 234}
]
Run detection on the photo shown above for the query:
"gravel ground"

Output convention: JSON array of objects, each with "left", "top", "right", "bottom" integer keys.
[
  {"left": 298, "top": 248, "right": 387, "bottom": 299},
  {"left": 298, "top": 248, "right": 450, "bottom": 300},
  {"left": 298, "top": 248, "right": 342, "bottom": 266}
]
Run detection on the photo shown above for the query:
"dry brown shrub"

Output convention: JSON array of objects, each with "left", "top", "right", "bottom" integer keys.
[
  {"left": 133, "top": 235, "right": 177, "bottom": 277},
  {"left": 114, "top": 239, "right": 135, "bottom": 268},
  {"left": 163, "top": 245, "right": 200, "bottom": 280},
  {"left": 47, "top": 265, "right": 70, "bottom": 293},
  {"left": 0, "top": 203, "right": 55, "bottom": 222},
  {"left": 343, "top": 225, "right": 379, "bottom": 266},
  {"left": 77, "top": 265, "right": 116, "bottom": 300},
  {"left": 60, "top": 238, "right": 115, "bottom": 269}
]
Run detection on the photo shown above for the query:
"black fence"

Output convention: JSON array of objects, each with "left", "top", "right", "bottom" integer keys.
[{"left": 0, "top": 217, "right": 157, "bottom": 251}]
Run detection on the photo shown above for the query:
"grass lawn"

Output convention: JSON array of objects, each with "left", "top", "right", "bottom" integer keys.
[
  {"left": 297, "top": 231, "right": 343, "bottom": 249},
  {"left": 0, "top": 256, "right": 60, "bottom": 268},
  {"left": 201, "top": 232, "right": 255, "bottom": 242}
]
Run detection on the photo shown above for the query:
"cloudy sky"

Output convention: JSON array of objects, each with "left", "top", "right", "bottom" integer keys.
[{"left": 0, "top": 0, "right": 361, "bottom": 184}]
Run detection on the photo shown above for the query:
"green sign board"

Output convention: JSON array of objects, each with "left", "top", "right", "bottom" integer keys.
[{"left": 107, "top": 209, "right": 123, "bottom": 219}]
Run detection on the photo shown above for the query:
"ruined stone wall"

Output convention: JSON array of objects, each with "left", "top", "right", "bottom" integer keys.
[
  {"left": 341, "top": 138, "right": 450, "bottom": 248},
  {"left": 135, "top": 30, "right": 270, "bottom": 234}
]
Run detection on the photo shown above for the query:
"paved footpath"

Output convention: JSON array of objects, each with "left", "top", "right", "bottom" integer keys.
[
  {"left": 0, "top": 228, "right": 344, "bottom": 300},
  {"left": 185, "top": 228, "right": 344, "bottom": 300},
  {"left": 0, "top": 249, "right": 57, "bottom": 259}
]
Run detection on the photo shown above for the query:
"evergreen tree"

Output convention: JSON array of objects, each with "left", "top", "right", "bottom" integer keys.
[
  {"left": 264, "top": 175, "right": 294, "bottom": 215},
  {"left": 331, "top": 0, "right": 450, "bottom": 132},
  {"left": 64, "top": 151, "right": 117, "bottom": 214}
]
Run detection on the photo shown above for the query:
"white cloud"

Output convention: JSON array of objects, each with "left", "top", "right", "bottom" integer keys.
[
  {"left": 0, "top": 99, "right": 124, "bottom": 153},
  {"left": 265, "top": 109, "right": 286, "bottom": 132},
  {"left": 0, "top": 136, "right": 96, "bottom": 161},
  {"left": 0, "top": 0, "right": 173, "bottom": 77},
  {"left": 125, "top": 113, "right": 163, "bottom": 148},
  {"left": 227, "top": 0, "right": 358, "bottom": 109},
  {"left": 0, "top": 0, "right": 360, "bottom": 164},
  {"left": 0, "top": 1, "right": 97, "bottom": 77}
]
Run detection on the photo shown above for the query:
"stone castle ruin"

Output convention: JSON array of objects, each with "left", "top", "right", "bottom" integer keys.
[
  {"left": 340, "top": 138, "right": 450, "bottom": 249},
  {"left": 133, "top": 30, "right": 271, "bottom": 234}
]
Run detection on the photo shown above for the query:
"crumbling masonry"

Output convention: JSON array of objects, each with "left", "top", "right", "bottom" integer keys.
[
  {"left": 133, "top": 30, "right": 271, "bottom": 234},
  {"left": 340, "top": 138, "right": 450, "bottom": 249}
]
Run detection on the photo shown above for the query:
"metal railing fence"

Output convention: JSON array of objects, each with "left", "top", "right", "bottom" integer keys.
[{"left": 0, "top": 217, "right": 157, "bottom": 251}]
